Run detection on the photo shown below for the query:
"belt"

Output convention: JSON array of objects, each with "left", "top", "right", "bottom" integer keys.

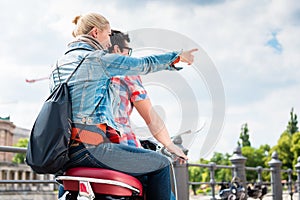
[{"left": 71, "top": 124, "right": 107, "bottom": 146}]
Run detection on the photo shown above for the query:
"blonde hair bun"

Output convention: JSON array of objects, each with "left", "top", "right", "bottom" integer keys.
[{"left": 71, "top": 13, "right": 109, "bottom": 38}]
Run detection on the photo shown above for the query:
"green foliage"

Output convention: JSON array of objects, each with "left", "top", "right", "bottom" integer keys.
[
  {"left": 210, "top": 152, "right": 232, "bottom": 182},
  {"left": 286, "top": 108, "right": 299, "bottom": 135},
  {"left": 238, "top": 123, "right": 251, "bottom": 147},
  {"left": 188, "top": 158, "right": 210, "bottom": 195},
  {"left": 191, "top": 108, "right": 300, "bottom": 191},
  {"left": 266, "top": 109, "right": 299, "bottom": 172},
  {"left": 210, "top": 152, "right": 230, "bottom": 164},
  {"left": 189, "top": 166, "right": 201, "bottom": 195},
  {"left": 271, "top": 131, "right": 293, "bottom": 170},
  {"left": 196, "top": 186, "right": 211, "bottom": 195},
  {"left": 12, "top": 138, "right": 28, "bottom": 164},
  {"left": 242, "top": 145, "right": 270, "bottom": 182},
  {"left": 291, "top": 132, "right": 300, "bottom": 167},
  {"left": 188, "top": 156, "right": 225, "bottom": 196}
]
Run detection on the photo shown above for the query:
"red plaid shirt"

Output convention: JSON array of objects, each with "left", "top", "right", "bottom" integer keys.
[{"left": 110, "top": 75, "right": 148, "bottom": 147}]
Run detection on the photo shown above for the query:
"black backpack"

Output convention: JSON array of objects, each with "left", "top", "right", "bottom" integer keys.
[{"left": 26, "top": 57, "right": 86, "bottom": 174}]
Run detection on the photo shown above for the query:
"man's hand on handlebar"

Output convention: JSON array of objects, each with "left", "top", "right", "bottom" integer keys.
[{"left": 166, "top": 142, "right": 188, "bottom": 164}]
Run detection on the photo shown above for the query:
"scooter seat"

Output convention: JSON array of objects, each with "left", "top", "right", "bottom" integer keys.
[{"left": 61, "top": 167, "right": 143, "bottom": 197}]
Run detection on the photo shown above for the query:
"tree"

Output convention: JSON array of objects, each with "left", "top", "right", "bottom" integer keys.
[
  {"left": 12, "top": 138, "right": 28, "bottom": 164},
  {"left": 242, "top": 145, "right": 270, "bottom": 182},
  {"left": 268, "top": 108, "right": 299, "bottom": 170},
  {"left": 210, "top": 152, "right": 232, "bottom": 182},
  {"left": 286, "top": 108, "right": 298, "bottom": 135},
  {"left": 238, "top": 123, "right": 251, "bottom": 147},
  {"left": 188, "top": 158, "right": 210, "bottom": 195},
  {"left": 270, "top": 132, "right": 293, "bottom": 170},
  {"left": 291, "top": 131, "right": 300, "bottom": 167}
]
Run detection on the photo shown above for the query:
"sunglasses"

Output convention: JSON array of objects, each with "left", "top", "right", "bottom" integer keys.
[{"left": 121, "top": 46, "right": 132, "bottom": 56}]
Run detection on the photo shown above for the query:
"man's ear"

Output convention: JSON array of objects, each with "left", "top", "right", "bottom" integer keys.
[{"left": 113, "top": 45, "right": 121, "bottom": 53}]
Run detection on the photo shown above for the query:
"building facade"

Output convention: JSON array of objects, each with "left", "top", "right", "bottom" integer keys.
[
  {"left": 0, "top": 118, "right": 16, "bottom": 162},
  {"left": 0, "top": 118, "right": 57, "bottom": 199}
]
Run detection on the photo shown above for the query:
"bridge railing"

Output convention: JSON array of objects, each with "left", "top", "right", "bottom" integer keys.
[
  {"left": 0, "top": 146, "right": 57, "bottom": 192},
  {"left": 174, "top": 146, "right": 300, "bottom": 200},
  {"left": 1, "top": 145, "right": 300, "bottom": 200}
]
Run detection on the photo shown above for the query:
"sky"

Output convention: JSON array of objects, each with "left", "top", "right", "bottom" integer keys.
[{"left": 0, "top": 0, "right": 300, "bottom": 161}]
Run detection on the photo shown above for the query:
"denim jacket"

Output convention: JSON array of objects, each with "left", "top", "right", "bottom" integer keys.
[{"left": 49, "top": 40, "right": 181, "bottom": 131}]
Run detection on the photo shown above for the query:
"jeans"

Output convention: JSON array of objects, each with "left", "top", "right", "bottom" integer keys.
[{"left": 65, "top": 142, "right": 171, "bottom": 199}]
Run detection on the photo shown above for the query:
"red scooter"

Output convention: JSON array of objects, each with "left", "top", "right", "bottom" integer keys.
[{"left": 56, "top": 129, "right": 200, "bottom": 200}]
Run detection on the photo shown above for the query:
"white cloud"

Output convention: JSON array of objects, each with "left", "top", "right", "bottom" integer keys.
[{"left": 218, "top": 84, "right": 300, "bottom": 152}]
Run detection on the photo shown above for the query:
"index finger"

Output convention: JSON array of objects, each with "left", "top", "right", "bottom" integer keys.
[{"left": 189, "top": 48, "right": 198, "bottom": 53}]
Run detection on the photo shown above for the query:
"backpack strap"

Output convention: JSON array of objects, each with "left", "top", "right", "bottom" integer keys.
[
  {"left": 56, "top": 57, "right": 87, "bottom": 84},
  {"left": 57, "top": 48, "right": 104, "bottom": 141},
  {"left": 56, "top": 48, "right": 93, "bottom": 84},
  {"left": 65, "top": 57, "right": 87, "bottom": 84},
  {"left": 64, "top": 47, "right": 93, "bottom": 55}
]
